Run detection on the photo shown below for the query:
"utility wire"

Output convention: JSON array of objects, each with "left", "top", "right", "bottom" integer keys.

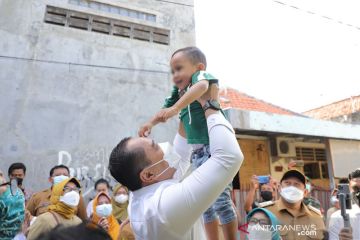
[
  {"left": 0, "top": 55, "right": 169, "bottom": 75},
  {"left": 272, "top": 0, "right": 360, "bottom": 31}
]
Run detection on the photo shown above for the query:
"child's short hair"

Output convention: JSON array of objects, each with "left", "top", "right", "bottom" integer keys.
[{"left": 172, "top": 46, "right": 207, "bottom": 68}]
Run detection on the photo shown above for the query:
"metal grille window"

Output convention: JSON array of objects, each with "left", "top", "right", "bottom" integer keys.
[
  {"left": 296, "top": 147, "right": 328, "bottom": 179},
  {"left": 44, "top": 6, "right": 170, "bottom": 45},
  {"left": 68, "top": 0, "right": 156, "bottom": 22}
]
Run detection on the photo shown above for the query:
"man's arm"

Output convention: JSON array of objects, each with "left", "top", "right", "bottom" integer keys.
[
  {"left": 159, "top": 112, "right": 244, "bottom": 234},
  {"left": 329, "top": 212, "right": 344, "bottom": 240},
  {"left": 244, "top": 175, "right": 259, "bottom": 212}
]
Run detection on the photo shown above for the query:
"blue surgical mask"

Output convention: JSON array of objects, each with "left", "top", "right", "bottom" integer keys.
[
  {"left": 53, "top": 175, "right": 69, "bottom": 185},
  {"left": 306, "top": 183, "right": 311, "bottom": 192},
  {"left": 96, "top": 204, "right": 113, "bottom": 217}
]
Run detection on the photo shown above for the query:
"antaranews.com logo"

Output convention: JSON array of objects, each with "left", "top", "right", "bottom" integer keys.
[{"left": 239, "top": 223, "right": 317, "bottom": 236}]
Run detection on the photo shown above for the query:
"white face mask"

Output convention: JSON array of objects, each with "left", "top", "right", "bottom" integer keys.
[
  {"left": 53, "top": 175, "right": 69, "bottom": 185},
  {"left": 247, "top": 224, "right": 272, "bottom": 240},
  {"left": 96, "top": 204, "right": 113, "bottom": 217},
  {"left": 158, "top": 142, "right": 181, "bottom": 169},
  {"left": 280, "top": 186, "right": 304, "bottom": 203},
  {"left": 330, "top": 196, "right": 339, "bottom": 206},
  {"left": 60, "top": 191, "right": 80, "bottom": 207},
  {"left": 115, "top": 194, "right": 128, "bottom": 204}
]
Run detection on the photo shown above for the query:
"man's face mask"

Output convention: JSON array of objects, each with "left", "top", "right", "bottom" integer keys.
[
  {"left": 53, "top": 175, "right": 69, "bottom": 185},
  {"left": 260, "top": 191, "right": 273, "bottom": 201},
  {"left": 158, "top": 142, "right": 181, "bottom": 169},
  {"left": 280, "top": 186, "right": 304, "bottom": 203}
]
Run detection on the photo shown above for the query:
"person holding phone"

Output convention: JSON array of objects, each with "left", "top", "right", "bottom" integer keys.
[
  {"left": 244, "top": 175, "right": 277, "bottom": 213},
  {"left": 328, "top": 170, "right": 360, "bottom": 240},
  {"left": 0, "top": 169, "right": 25, "bottom": 240}
]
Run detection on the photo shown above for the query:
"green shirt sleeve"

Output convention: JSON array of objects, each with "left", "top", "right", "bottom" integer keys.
[
  {"left": 163, "top": 86, "right": 179, "bottom": 108},
  {"left": 191, "top": 71, "right": 218, "bottom": 85}
]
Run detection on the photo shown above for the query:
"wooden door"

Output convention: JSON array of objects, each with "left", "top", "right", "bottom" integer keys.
[{"left": 238, "top": 139, "right": 270, "bottom": 189}]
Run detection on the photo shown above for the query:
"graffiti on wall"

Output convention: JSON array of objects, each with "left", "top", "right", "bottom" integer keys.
[{"left": 58, "top": 149, "right": 117, "bottom": 198}]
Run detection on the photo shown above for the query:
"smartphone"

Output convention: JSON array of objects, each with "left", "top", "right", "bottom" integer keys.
[{"left": 257, "top": 176, "right": 270, "bottom": 184}]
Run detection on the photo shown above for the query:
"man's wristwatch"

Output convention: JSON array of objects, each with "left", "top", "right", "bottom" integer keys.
[{"left": 202, "top": 100, "right": 221, "bottom": 112}]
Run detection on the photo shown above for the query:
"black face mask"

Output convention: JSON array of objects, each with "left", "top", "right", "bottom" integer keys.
[
  {"left": 16, "top": 178, "right": 23, "bottom": 186},
  {"left": 261, "top": 191, "right": 273, "bottom": 201}
]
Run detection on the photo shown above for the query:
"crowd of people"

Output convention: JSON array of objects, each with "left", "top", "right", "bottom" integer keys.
[
  {"left": 0, "top": 163, "right": 134, "bottom": 240},
  {"left": 1, "top": 47, "right": 360, "bottom": 240},
  {"left": 1, "top": 160, "right": 359, "bottom": 240}
]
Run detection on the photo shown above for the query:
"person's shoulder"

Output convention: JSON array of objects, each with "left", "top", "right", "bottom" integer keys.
[
  {"left": 307, "top": 204, "right": 322, "bottom": 217},
  {"left": 258, "top": 200, "right": 276, "bottom": 208},
  {"left": 191, "top": 71, "right": 217, "bottom": 83}
]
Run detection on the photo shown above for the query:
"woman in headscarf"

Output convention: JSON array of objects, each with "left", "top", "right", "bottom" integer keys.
[
  {"left": 27, "top": 177, "right": 82, "bottom": 240},
  {"left": 111, "top": 184, "right": 135, "bottom": 240},
  {"left": 111, "top": 184, "right": 129, "bottom": 224},
  {"left": 91, "top": 192, "right": 120, "bottom": 240},
  {"left": 246, "top": 208, "right": 281, "bottom": 240}
]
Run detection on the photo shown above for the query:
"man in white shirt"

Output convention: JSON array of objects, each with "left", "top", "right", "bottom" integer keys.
[
  {"left": 328, "top": 170, "right": 360, "bottom": 240},
  {"left": 108, "top": 93, "right": 243, "bottom": 239}
]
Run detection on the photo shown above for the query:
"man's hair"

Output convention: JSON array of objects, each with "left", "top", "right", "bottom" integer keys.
[
  {"left": 109, "top": 137, "right": 150, "bottom": 191},
  {"left": 94, "top": 178, "right": 110, "bottom": 190},
  {"left": 38, "top": 222, "right": 111, "bottom": 240},
  {"left": 339, "top": 178, "right": 349, "bottom": 184},
  {"left": 8, "top": 162, "right": 26, "bottom": 176},
  {"left": 172, "top": 46, "right": 207, "bottom": 68},
  {"left": 49, "top": 164, "right": 70, "bottom": 177}
]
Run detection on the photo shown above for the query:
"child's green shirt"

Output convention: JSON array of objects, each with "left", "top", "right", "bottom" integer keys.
[{"left": 163, "top": 71, "right": 218, "bottom": 144}]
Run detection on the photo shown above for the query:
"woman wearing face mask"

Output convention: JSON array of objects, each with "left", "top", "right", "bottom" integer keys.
[
  {"left": 27, "top": 178, "right": 82, "bottom": 240},
  {"left": 246, "top": 208, "right": 281, "bottom": 240},
  {"left": 111, "top": 184, "right": 129, "bottom": 224},
  {"left": 111, "top": 184, "right": 135, "bottom": 240},
  {"left": 92, "top": 192, "right": 120, "bottom": 240}
]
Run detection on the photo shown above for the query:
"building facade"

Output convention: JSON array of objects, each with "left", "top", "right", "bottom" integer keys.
[{"left": 0, "top": 0, "right": 195, "bottom": 196}]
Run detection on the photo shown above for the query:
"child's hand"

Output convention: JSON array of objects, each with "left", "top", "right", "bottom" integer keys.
[
  {"left": 138, "top": 122, "right": 153, "bottom": 137},
  {"left": 158, "top": 106, "right": 179, "bottom": 121}
]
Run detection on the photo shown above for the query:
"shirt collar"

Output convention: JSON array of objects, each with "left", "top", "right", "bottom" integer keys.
[{"left": 277, "top": 198, "right": 310, "bottom": 217}]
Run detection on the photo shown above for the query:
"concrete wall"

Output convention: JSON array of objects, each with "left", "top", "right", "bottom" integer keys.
[{"left": 0, "top": 0, "right": 195, "bottom": 197}]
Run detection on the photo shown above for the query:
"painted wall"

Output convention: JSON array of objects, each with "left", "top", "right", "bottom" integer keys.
[{"left": 0, "top": 0, "right": 195, "bottom": 197}]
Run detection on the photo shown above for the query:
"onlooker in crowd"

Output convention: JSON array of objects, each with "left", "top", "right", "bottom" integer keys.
[
  {"left": 8, "top": 162, "right": 32, "bottom": 202},
  {"left": 91, "top": 192, "right": 120, "bottom": 240},
  {"left": 38, "top": 222, "right": 111, "bottom": 240},
  {"left": 111, "top": 183, "right": 135, "bottom": 240},
  {"left": 264, "top": 169, "right": 325, "bottom": 239},
  {"left": 27, "top": 177, "right": 82, "bottom": 240},
  {"left": 326, "top": 188, "right": 340, "bottom": 228},
  {"left": 328, "top": 169, "right": 360, "bottom": 240},
  {"left": 303, "top": 177, "right": 322, "bottom": 211},
  {"left": 86, "top": 178, "right": 110, "bottom": 218},
  {"left": 246, "top": 208, "right": 281, "bottom": 240},
  {"left": 0, "top": 169, "right": 25, "bottom": 240},
  {"left": 111, "top": 183, "right": 129, "bottom": 224},
  {"left": 26, "top": 164, "right": 87, "bottom": 221},
  {"left": 244, "top": 175, "right": 277, "bottom": 213}
]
